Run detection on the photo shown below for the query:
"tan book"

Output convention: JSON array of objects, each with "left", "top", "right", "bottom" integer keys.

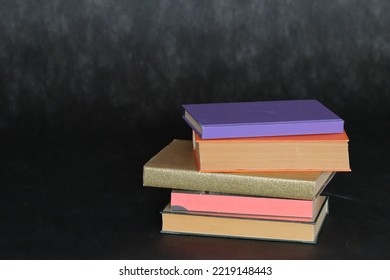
[
  {"left": 143, "top": 140, "right": 335, "bottom": 200},
  {"left": 193, "top": 131, "right": 351, "bottom": 172},
  {"left": 161, "top": 197, "right": 329, "bottom": 243}
]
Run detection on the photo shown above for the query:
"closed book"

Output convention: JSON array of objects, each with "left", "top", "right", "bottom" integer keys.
[
  {"left": 171, "top": 190, "right": 326, "bottom": 219},
  {"left": 193, "top": 131, "right": 351, "bottom": 172},
  {"left": 143, "top": 139, "right": 335, "bottom": 200},
  {"left": 183, "top": 99, "right": 344, "bottom": 139},
  {"left": 161, "top": 197, "right": 329, "bottom": 243}
]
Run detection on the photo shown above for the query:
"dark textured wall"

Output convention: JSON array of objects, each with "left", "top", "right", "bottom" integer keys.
[{"left": 1, "top": 0, "right": 389, "bottom": 138}]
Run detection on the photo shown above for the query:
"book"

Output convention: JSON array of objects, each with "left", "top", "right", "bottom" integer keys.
[
  {"left": 161, "top": 197, "right": 329, "bottom": 243},
  {"left": 182, "top": 99, "right": 344, "bottom": 139},
  {"left": 193, "top": 131, "right": 351, "bottom": 172},
  {"left": 143, "top": 139, "right": 335, "bottom": 200},
  {"left": 171, "top": 190, "right": 326, "bottom": 219}
]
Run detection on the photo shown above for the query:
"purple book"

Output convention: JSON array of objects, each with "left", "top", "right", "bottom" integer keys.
[{"left": 182, "top": 99, "right": 344, "bottom": 139}]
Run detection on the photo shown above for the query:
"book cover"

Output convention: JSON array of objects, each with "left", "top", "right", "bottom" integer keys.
[
  {"left": 193, "top": 130, "right": 351, "bottom": 172},
  {"left": 143, "top": 139, "right": 335, "bottom": 200},
  {"left": 161, "top": 197, "right": 329, "bottom": 243},
  {"left": 171, "top": 191, "right": 325, "bottom": 219},
  {"left": 183, "top": 99, "right": 344, "bottom": 139}
]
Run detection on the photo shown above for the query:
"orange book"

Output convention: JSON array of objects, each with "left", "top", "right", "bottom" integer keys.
[{"left": 193, "top": 131, "right": 351, "bottom": 172}]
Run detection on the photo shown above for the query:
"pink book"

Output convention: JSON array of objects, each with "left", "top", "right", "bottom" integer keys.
[{"left": 171, "top": 191, "right": 324, "bottom": 219}]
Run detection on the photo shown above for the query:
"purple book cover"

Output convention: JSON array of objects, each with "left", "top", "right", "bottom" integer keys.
[{"left": 182, "top": 99, "right": 344, "bottom": 139}]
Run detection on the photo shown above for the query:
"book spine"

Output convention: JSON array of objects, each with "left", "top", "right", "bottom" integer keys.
[
  {"left": 196, "top": 142, "right": 350, "bottom": 172},
  {"left": 161, "top": 213, "right": 317, "bottom": 243},
  {"left": 201, "top": 120, "right": 344, "bottom": 139},
  {"left": 171, "top": 192, "right": 314, "bottom": 217},
  {"left": 143, "top": 166, "right": 316, "bottom": 200}
]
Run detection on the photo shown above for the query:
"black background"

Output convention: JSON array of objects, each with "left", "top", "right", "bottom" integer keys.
[{"left": 1, "top": 0, "right": 389, "bottom": 259}]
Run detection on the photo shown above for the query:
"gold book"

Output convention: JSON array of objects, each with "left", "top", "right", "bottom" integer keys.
[
  {"left": 161, "top": 197, "right": 329, "bottom": 244},
  {"left": 143, "top": 140, "right": 335, "bottom": 200}
]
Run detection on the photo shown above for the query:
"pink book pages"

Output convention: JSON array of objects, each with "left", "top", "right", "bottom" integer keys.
[{"left": 171, "top": 191, "right": 319, "bottom": 218}]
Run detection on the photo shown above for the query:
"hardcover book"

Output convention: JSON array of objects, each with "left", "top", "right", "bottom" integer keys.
[
  {"left": 182, "top": 99, "right": 344, "bottom": 139},
  {"left": 143, "top": 139, "right": 335, "bottom": 200},
  {"left": 161, "top": 197, "right": 329, "bottom": 243},
  {"left": 171, "top": 190, "right": 326, "bottom": 219},
  {"left": 193, "top": 131, "right": 351, "bottom": 172}
]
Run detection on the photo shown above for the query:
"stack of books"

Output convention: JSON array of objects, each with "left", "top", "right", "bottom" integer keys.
[{"left": 143, "top": 99, "right": 351, "bottom": 243}]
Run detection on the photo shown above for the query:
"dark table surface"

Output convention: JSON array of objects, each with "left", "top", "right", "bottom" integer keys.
[{"left": 2, "top": 116, "right": 389, "bottom": 260}]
